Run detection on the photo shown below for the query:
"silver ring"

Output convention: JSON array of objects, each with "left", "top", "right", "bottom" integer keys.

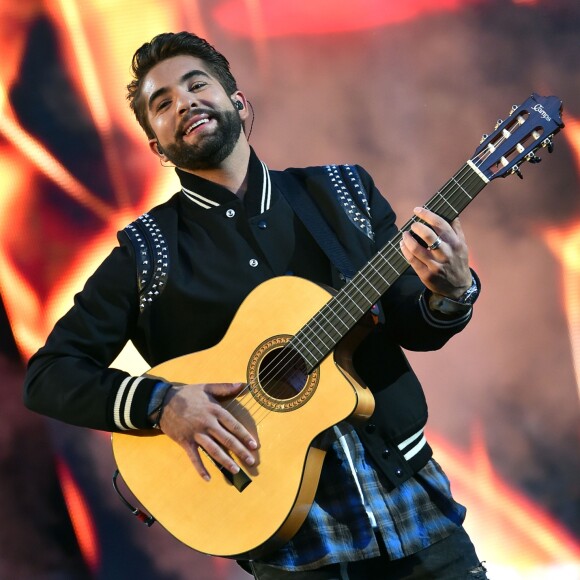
[{"left": 427, "top": 236, "right": 442, "bottom": 251}]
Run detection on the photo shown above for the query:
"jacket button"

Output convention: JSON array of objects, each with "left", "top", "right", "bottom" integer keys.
[
  {"left": 365, "top": 423, "right": 376, "bottom": 433},
  {"left": 395, "top": 468, "right": 403, "bottom": 477},
  {"left": 249, "top": 259, "right": 259, "bottom": 267},
  {"left": 258, "top": 220, "right": 267, "bottom": 229},
  {"left": 381, "top": 449, "right": 390, "bottom": 459},
  {"left": 226, "top": 209, "right": 236, "bottom": 218}
]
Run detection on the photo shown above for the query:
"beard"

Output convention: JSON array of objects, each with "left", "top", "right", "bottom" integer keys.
[{"left": 162, "top": 107, "right": 243, "bottom": 171}]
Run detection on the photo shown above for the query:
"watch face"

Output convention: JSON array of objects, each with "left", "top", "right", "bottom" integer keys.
[{"left": 459, "top": 279, "right": 479, "bottom": 305}]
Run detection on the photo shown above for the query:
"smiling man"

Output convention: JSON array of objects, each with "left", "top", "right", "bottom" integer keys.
[
  {"left": 143, "top": 56, "right": 248, "bottom": 174},
  {"left": 24, "top": 32, "right": 487, "bottom": 579}
]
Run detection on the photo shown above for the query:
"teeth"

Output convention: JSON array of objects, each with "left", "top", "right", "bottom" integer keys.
[{"left": 185, "top": 118, "right": 209, "bottom": 135}]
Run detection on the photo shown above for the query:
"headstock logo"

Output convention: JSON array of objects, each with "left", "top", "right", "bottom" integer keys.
[{"left": 532, "top": 103, "right": 552, "bottom": 122}]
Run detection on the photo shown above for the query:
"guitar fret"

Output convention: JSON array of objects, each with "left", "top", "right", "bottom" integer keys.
[
  {"left": 433, "top": 190, "right": 459, "bottom": 216},
  {"left": 305, "top": 312, "right": 345, "bottom": 352},
  {"left": 291, "top": 333, "right": 325, "bottom": 368},
  {"left": 451, "top": 176, "right": 474, "bottom": 201}
]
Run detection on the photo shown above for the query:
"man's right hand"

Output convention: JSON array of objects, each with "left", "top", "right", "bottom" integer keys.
[{"left": 158, "top": 383, "right": 258, "bottom": 481}]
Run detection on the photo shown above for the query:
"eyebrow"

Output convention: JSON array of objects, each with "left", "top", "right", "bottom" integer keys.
[{"left": 147, "top": 69, "right": 211, "bottom": 110}]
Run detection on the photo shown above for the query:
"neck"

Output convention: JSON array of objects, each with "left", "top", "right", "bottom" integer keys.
[{"left": 178, "top": 136, "right": 251, "bottom": 198}]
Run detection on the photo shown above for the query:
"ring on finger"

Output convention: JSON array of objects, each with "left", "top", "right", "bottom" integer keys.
[{"left": 427, "top": 236, "right": 443, "bottom": 251}]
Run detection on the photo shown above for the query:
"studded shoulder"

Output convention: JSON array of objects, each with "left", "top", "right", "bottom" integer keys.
[{"left": 122, "top": 213, "right": 169, "bottom": 313}]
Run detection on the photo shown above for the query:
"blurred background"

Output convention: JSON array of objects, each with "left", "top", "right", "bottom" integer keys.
[{"left": 0, "top": 0, "right": 579, "bottom": 578}]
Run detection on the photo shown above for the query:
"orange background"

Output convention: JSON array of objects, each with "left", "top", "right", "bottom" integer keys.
[{"left": 0, "top": 1, "right": 579, "bottom": 578}]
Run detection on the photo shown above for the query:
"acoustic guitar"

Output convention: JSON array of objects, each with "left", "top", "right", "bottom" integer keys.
[{"left": 112, "top": 93, "right": 563, "bottom": 559}]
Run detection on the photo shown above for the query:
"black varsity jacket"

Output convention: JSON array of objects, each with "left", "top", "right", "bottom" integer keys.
[{"left": 23, "top": 149, "right": 475, "bottom": 487}]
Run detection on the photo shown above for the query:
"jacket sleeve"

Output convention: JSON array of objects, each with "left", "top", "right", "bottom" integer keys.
[
  {"left": 356, "top": 165, "right": 477, "bottom": 352},
  {"left": 23, "top": 240, "right": 159, "bottom": 432}
]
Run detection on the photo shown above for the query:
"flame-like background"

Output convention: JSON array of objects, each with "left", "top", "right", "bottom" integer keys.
[{"left": 0, "top": 0, "right": 579, "bottom": 578}]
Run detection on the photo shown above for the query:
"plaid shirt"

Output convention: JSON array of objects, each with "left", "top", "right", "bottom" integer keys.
[{"left": 258, "top": 424, "right": 466, "bottom": 571}]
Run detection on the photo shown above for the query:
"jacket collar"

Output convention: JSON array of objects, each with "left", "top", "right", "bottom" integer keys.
[{"left": 175, "top": 148, "right": 272, "bottom": 215}]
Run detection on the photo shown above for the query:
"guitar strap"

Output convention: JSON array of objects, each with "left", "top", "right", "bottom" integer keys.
[{"left": 272, "top": 166, "right": 372, "bottom": 282}]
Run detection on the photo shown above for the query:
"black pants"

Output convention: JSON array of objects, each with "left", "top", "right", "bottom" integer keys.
[{"left": 248, "top": 527, "right": 487, "bottom": 579}]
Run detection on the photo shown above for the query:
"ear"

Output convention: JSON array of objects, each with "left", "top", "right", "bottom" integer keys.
[
  {"left": 231, "top": 90, "right": 249, "bottom": 121},
  {"left": 149, "top": 139, "right": 165, "bottom": 160}
]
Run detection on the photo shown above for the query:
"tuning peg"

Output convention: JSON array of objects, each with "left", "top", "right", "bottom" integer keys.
[
  {"left": 543, "top": 137, "right": 554, "bottom": 153},
  {"left": 509, "top": 104, "right": 518, "bottom": 116},
  {"left": 494, "top": 119, "right": 503, "bottom": 130},
  {"left": 526, "top": 152, "right": 542, "bottom": 164},
  {"left": 480, "top": 133, "right": 489, "bottom": 144},
  {"left": 511, "top": 164, "right": 524, "bottom": 179}
]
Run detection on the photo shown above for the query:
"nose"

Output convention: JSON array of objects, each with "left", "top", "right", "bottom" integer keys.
[{"left": 175, "top": 87, "right": 197, "bottom": 115}]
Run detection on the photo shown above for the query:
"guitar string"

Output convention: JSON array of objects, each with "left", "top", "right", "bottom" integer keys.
[{"left": 219, "top": 126, "right": 526, "bottom": 434}]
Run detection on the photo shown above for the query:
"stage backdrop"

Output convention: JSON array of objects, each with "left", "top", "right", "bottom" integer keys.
[{"left": 0, "top": 1, "right": 579, "bottom": 578}]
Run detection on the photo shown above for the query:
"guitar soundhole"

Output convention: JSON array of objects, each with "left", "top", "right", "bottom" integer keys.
[{"left": 247, "top": 335, "right": 319, "bottom": 412}]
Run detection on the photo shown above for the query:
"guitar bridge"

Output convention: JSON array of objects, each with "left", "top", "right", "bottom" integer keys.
[
  {"left": 205, "top": 451, "right": 252, "bottom": 492},
  {"left": 221, "top": 466, "right": 252, "bottom": 492}
]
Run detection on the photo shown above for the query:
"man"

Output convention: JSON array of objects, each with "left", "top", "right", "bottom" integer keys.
[{"left": 24, "top": 32, "right": 487, "bottom": 578}]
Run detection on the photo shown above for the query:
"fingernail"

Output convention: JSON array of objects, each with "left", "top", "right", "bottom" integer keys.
[
  {"left": 246, "top": 456, "right": 255, "bottom": 466},
  {"left": 249, "top": 439, "right": 257, "bottom": 449}
]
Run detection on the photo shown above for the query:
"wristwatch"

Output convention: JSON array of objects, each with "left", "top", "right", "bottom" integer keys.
[{"left": 427, "top": 275, "right": 479, "bottom": 316}]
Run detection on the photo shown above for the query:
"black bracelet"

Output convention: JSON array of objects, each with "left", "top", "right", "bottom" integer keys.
[
  {"left": 149, "top": 383, "right": 173, "bottom": 430},
  {"left": 151, "top": 402, "right": 165, "bottom": 430}
]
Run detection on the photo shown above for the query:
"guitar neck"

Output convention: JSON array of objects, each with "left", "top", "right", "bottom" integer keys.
[{"left": 292, "top": 160, "right": 489, "bottom": 371}]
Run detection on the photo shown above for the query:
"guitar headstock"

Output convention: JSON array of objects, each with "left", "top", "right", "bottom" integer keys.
[{"left": 472, "top": 93, "right": 564, "bottom": 181}]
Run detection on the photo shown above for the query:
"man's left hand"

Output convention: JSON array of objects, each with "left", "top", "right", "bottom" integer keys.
[{"left": 400, "top": 206, "right": 472, "bottom": 299}]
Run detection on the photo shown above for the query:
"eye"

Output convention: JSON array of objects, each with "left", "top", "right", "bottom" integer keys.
[
  {"left": 156, "top": 99, "right": 170, "bottom": 112},
  {"left": 190, "top": 81, "right": 207, "bottom": 91}
]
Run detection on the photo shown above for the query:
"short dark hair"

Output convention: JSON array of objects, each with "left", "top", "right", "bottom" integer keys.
[{"left": 127, "top": 32, "right": 238, "bottom": 139}]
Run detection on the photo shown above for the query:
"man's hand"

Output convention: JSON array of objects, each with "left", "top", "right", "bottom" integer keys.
[
  {"left": 158, "top": 382, "right": 258, "bottom": 481},
  {"left": 400, "top": 207, "right": 472, "bottom": 298}
]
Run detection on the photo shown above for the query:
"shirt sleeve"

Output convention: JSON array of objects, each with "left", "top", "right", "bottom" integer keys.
[
  {"left": 23, "top": 240, "right": 159, "bottom": 432},
  {"left": 355, "top": 165, "right": 476, "bottom": 352}
]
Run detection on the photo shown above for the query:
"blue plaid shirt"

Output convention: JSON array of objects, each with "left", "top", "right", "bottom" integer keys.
[{"left": 258, "top": 424, "right": 466, "bottom": 571}]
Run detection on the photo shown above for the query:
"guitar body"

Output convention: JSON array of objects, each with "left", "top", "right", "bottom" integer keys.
[{"left": 112, "top": 275, "right": 375, "bottom": 558}]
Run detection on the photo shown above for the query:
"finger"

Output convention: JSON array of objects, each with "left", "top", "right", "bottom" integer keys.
[
  {"left": 400, "top": 232, "right": 430, "bottom": 274},
  {"left": 449, "top": 216, "right": 465, "bottom": 241},
  {"left": 410, "top": 221, "right": 443, "bottom": 249},
  {"left": 196, "top": 433, "right": 245, "bottom": 476},
  {"left": 210, "top": 412, "right": 258, "bottom": 461},
  {"left": 184, "top": 442, "right": 212, "bottom": 481},
  {"left": 413, "top": 207, "right": 449, "bottom": 231},
  {"left": 206, "top": 381, "right": 246, "bottom": 399},
  {"left": 207, "top": 383, "right": 258, "bottom": 451},
  {"left": 402, "top": 229, "right": 442, "bottom": 260}
]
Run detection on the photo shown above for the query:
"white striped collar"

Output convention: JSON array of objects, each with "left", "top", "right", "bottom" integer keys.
[
  {"left": 176, "top": 151, "right": 272, "bottom": 214},
  {"left": 259, "top": 159, "right": 272, "bottom": 214},
  {"left": 181, "top": 186, "right": 220, "bottom": 209}
]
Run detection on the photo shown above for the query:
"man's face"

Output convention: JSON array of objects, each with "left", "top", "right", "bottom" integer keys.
[{"left": 142, "top": 55, "right": 243, "bottom": 171}]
